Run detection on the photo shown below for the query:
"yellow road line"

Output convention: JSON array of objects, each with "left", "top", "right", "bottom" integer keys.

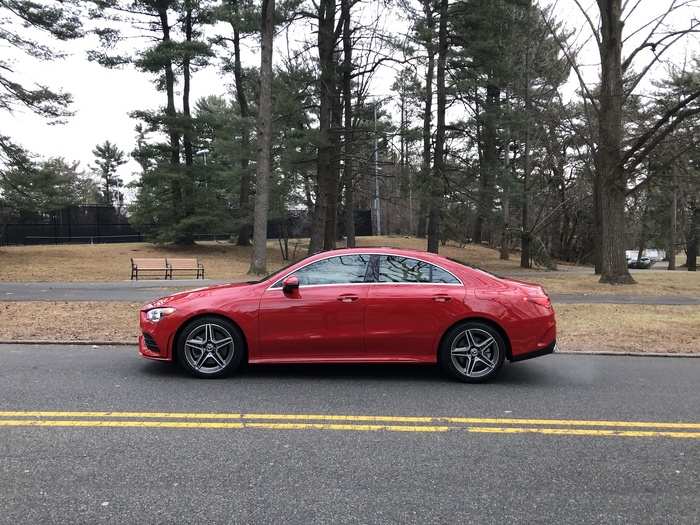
[
  {"left": 0, "top": 419, "right": 697, "bottom": 438},
  {"left": 0, "top": 419, "right": 450, "bottom": 433},
  {"left": 0, "top": 411, "right": 699, "bottom": 430},
  {"left": 466, "top": 426, "right": 700, "bottom": 439}
]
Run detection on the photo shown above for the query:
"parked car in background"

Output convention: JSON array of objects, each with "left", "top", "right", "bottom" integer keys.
[{"left": 627, "top": 255, "right": 653, "bottom": 269}]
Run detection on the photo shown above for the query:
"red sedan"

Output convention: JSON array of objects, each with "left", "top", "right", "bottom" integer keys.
[{"left": 139, "top": 248, "right": 556, "bottom": 382}]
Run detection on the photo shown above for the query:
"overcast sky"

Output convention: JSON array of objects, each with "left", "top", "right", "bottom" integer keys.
[{"left": 5, "top": 0, "right": 699, "bottom": 191}]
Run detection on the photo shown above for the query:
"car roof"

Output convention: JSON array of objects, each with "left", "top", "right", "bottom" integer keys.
[{"left": 307, "top": 246, "right": 448, "bottom": 261}]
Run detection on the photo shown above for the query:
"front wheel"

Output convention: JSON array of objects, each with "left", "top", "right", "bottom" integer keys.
[
  {"left": 439, "top": 321, "right": 505, "bottom": 383},
  {"left": 175, "top": 316, "right": 245, "bottom": 378}
]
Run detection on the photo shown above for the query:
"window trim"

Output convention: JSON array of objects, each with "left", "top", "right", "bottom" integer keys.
[
  {"left": 267, "top": 252, "right": 463, "bottom": 290},
  {"left": 374, "top": 254, "right": 461, "bottom": 285}
]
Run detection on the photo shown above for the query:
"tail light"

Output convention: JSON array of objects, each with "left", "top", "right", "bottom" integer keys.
[{"left": 526, "top": 296, "right": 552, "bottom": 309}]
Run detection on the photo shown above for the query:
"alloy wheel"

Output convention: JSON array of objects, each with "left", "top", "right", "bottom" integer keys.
[
  {"left": 183, "top": 323, "right": 235, "bottom": 375},
  {"left": 450, "top": 328, "right": 500, "bottom": 379}
]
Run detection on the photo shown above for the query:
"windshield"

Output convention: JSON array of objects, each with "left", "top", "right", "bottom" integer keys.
[{"left": 245, "top": 259, "right": 302, "bottom": 284}]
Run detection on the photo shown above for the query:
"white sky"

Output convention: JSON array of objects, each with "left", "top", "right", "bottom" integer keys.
[{"left": 4, "top": 0, "right": 699, "bottom": 191}]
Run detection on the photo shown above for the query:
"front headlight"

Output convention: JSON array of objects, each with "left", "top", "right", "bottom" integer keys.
[{"left": 145, "top": 307, "right": 176, "bottom": 322}]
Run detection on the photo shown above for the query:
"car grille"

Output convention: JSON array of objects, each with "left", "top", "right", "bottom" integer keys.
[{"left": 143, "top": 333, "right": 160, "bottom": 353}]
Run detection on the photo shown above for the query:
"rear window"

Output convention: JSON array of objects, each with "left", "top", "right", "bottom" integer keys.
[{"left": 377, "top": 255, "right": 460, "bottom": 284}]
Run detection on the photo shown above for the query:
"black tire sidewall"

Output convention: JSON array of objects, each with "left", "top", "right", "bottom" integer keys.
[
  {"left": 175, "top": 316, "right": 245, "bottom": 379},
  {"left": 439, "top": 321, "right": 505, "bottom": 383}
]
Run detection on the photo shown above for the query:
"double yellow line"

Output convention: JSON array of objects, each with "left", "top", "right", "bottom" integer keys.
[{"left": 0, "top": 411, "right": 698, "bottom": 439}]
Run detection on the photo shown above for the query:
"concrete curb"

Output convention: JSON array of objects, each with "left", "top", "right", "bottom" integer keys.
[
  {"left": 555, "top": 349, "right": 700, "bottom": 358},
  {"left": 0, "top": 340, "right": 698, "bottom": 357},
  {"left": 0, "top": 340, "right": 135, "bottom": 346}
]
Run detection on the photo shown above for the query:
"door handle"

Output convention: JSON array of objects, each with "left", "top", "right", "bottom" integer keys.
[
  {"left": 433, "top": 294, "right": 451, "bottom": 303},
  {"left": 337, "top": 294, "right": 359, "bottom": 303}
]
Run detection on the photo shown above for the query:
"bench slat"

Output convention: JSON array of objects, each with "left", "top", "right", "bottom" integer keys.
[
  {"left": 132, "top": 258, "right": 168, "bottom": 270},
  {"left": 168, "top": 258, "right": 201, "bottom": 270}
]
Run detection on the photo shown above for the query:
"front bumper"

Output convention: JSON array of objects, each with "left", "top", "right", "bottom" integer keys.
[
  {"left": 138, "top": 334, "right": 170, "bottom": 361},
  {"left": 138, "top": 309, "right": 177, "bottom": 361}
]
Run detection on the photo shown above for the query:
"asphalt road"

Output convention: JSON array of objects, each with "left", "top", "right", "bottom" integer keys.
[
  {"left": 0, "top": 344, "right": 698, "bottom": 524},
  {"left": 1, "top": 280, "right": 699, "bottom": 304}
]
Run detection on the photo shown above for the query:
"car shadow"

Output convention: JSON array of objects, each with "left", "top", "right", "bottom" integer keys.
[{"left": 139, "top": 357, "right": 557, "bottom": 385}]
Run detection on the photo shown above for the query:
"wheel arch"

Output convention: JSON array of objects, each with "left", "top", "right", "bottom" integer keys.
[
  {"left": 437, "top": 316, "right": 513, "bottom": 362},
  {"left": 171, "top": 312, "right": 249, "bottom": 362}
]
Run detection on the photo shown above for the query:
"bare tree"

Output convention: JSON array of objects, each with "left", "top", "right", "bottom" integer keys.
[
  {"left": 427, "top": 0, "right": 448, "bottom": 253},
  {"left": 308, "top": 0, "right": 339, "bottom": 254},
  {"left": 341, "top": 0, "right": 356, "bottom": 247},
  {"left": 543, "top": 0, "right": 700, "bottom": 283},
  {"left": 249, "top": 0, "right": 275, "bottom": 274}
]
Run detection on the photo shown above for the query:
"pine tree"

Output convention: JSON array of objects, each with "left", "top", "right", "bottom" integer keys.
[
  {"left": 92, "top": 141, "right": 127, "bottom": 207},
  {"left": 0, "top": 0, "right": 82, "bottom": 165}
]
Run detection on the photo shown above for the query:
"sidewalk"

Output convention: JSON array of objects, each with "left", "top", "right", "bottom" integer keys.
[{"left": 1, "top": 280, "right": 698, "bottom": 304}]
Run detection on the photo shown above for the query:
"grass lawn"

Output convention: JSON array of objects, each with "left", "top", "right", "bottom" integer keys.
[
  {"left": 1, "top": 235, "right": 699, "bottom": 296},
  {"left": 531, "top": 271, "right": 700, "bottom": 296},
  {"left": 1, "top": 301, "right": 697, "bottom": 353}
]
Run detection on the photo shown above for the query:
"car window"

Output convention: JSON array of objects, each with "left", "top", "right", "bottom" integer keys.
[
  {"left": 377, "top": 255, "right": 459, "bottom": 284},
  {"left": 274, "top": 255, "right": 371, "bottom": 287}
]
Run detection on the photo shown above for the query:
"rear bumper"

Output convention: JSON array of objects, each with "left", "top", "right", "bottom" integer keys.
[{"left": 510, "top": 340, "right": 557, "bottom": 362}]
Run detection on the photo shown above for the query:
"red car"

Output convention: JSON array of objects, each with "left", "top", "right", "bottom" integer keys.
[{"left": 139, "top": 248, "right": 556, "bottom": 382}]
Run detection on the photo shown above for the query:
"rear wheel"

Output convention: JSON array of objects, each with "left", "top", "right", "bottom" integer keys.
[
  {"left": 439, "top": 321, "right": 505, "bottom": 383},
  {"left": 175, "top": 316, "right": 245, "bottom": 379}
]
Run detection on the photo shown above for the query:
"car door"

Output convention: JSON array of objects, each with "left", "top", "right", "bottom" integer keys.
[
  {"left": 257, "top": 254, "right": 371, "bottom": 362},
  {"left": 365, "top": 255, "right": 466, "bottom": 361}
]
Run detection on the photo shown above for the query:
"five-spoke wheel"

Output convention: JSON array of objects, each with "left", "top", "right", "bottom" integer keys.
[
  {"left": 176, "top": 316, "right": 244, "bottom": 378},
  {"left": 440, "top": 321, "right": 505, "bottom": 382}
]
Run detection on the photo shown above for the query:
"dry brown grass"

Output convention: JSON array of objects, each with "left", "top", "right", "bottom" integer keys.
[
  {"left": 0, "top": 301, "right": 140, "bottom": 342},
  {"left": 0, "top": 240, "right": 291, "bottom": 282},
  {"left": 1, "top": 235, "right": 698, "bottom": 296},
  {"left": 1, "top": 301, "right": 698, "bottom": 354},
  {"left": 556, "top": 304, "right": 700, "bottom": 353},
  {"left": 530, "top": 271, "right": 700, "bottom": 296},
  {"left": 0, "top": 236, "right": 526, "bottom": 282}
]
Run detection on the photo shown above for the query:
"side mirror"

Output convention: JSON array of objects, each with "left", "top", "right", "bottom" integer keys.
[{"left": 282, "top": 275, "right": 300, "bottom": 294}]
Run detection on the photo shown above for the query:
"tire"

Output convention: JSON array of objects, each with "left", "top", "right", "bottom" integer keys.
[
  {"left": 175, "top": 316, "right": 245, "bottom": 379},
  {"left": 439, "top": 321, "right": 505, "bottom": 383}
]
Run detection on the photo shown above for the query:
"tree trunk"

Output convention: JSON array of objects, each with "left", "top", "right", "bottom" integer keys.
[
  {"left": 157, "top": 8, "right": 179, "bottom": 168},
  {"left": 520, "top": 104, "right": 531, "bottom": 269},
  {"left": 182, "top": 4, "right": 193, "bottom": 169},
  {"left": 593, "top": 170, "right": 602, "bottom": 273},
  {"left": 230, "top": 0, "right": 252, "bottom": 246},
  {"left": 474, "top": 83, "right": 498, "bottom": 245},
  {"left": 596, "top": 0, "right": 634, "bottom": 284},
  {"left": 341, "top": 0, "right": 355, "bottom": 248},
  {"left": 668, "top": 164, "right": 677, "bottom": 271},
  {"left": 326, "top": 60, "right": 342, "bottom": 249},
  {"left": 417, "top": 0, "right": 435, "bottom": 241},
  {"left": 248, "top": 0, "right": 274, "bottom": 274},
  {"left": 157, "top": 6, "right": 181, "bottom": 239},
  {"left": 520, "top": 234, "right": 531, "bottom": 268},
  {"left": 688, "top": 197, "right": 699, "bottom": 272},
  {"left": 499, "top": 124, "right": 510, "bottom": 260},
  {"left": 174, "top": 2, "right": 196, "bottom": 246},
  {"left": 309, "top": 0, "right": 337, "bottom": 255},
  {"left": 427, "top": 0, "right": 447, "bottom": 254}
]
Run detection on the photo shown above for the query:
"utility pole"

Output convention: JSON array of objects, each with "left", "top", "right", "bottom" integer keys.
[
  {"left": 374, "top": 103, "right": 381, "bottom": 236},
  {"left": 669, "top": 162, "right": 677, "bottom": 271}
]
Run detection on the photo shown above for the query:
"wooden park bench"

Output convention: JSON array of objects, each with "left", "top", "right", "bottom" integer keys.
[
  {"left": 167, "top": 258, "right": 205, "bottom": 280},
  {"left": 130, "top": 258, "right": 169, "bottom": 280}
]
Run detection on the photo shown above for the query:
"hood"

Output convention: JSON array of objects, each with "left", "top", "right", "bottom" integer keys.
[{"left": 142, "top": 282, "right": 252, "bottom": 309}]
